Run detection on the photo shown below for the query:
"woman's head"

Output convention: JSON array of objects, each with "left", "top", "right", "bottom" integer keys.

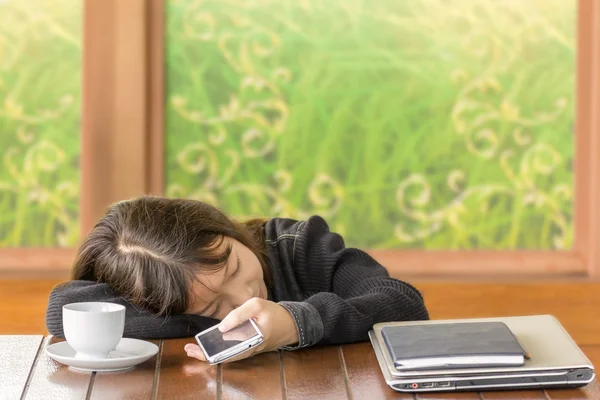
[{"left": 71, "top": 196, "right": 270, "bottom": 318}]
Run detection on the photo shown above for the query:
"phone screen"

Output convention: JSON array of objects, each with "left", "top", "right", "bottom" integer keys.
[{"left": 198, "top": 320, "right": 261, "bottom": 358}]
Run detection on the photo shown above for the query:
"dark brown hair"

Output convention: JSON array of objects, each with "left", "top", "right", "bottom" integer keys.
[{"left": 71, "top": 196, "right": 270, "bottom": 316}]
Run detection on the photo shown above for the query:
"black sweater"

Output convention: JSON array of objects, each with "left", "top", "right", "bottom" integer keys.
[{"left": 46, "top": 216, "right": 429, "bottom": 348}]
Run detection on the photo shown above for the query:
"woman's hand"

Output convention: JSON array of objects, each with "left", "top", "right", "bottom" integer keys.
[{"left": 184, "top": 298, "right": 299, "bottom": 363}]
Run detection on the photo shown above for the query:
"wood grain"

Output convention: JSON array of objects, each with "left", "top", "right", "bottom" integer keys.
[
  {"left": 24, "top": 337, "right": 93, "bottom": 400},
  {"left": 81, "top": 0, "right": 116, "bottom": 235},
  {"left": 0, "top": 249, "right": 74, "bottom": 272},
  {"left": 88, "top": 340, "right": 160, "bottom": 400},
  {"left": 575, "top": 0, "right": 600, "bottom": 278},
  {"left": 481, "top": 389, "right": 546, "bottom": 399},
  {"left": 0, "top": 335, "right": 43, "bottom": 400},
  {"left": 580, "top": 345, "right": 600, "bottom": 368},
  {"left": 221, "top": 351, "right": 283, "bottom": 400},
  {"left": 0, "top": 335, "right": 597, "bottom": 400},
  {"left": 148, "top": 0, "right": 165, "bottom": 196},
  {"left": 342, "top": 342, "right": 413, "bottom": 399},
  {"left": 374, "top": 251, "right": 586, "bottom": 276},
  {"left": 155, "top": 338, "right": 218, "bottom": 399},
  {"left": 0, "top": 278, "right": 597, "bottom": 399},
  {"left": 0, "top": 278, "right": 63, "bottom": 334},
  {"left": 81, "top": 0, "right": 151, "bottom": 235},
  {"left": 544, "top": 381, "right": 600, "bottom": 400},
  {"left": 417, "top": 281, "right": 600, "bottom": 345},
  {"left": 416, "top": 391, "right": 480, "bottom": 399},
  {"left": 282, "top": 345, "right": 348, "bottom": 400},
  {"left": 416, "top": 392, "right": 481, "bottom": 400}
]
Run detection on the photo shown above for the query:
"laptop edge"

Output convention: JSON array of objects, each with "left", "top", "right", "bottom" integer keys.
[{"left": 368, "top": 330, "right": 595, "bottom": 393}]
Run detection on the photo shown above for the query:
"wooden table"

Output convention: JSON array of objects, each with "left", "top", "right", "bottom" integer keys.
[{"left": 2, "top": 336, "right": 598, "bottom": 400}]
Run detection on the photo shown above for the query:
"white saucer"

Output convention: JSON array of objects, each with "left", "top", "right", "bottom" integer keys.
[{"left": 46, "top": 338, "right": 159, "bottom": 372}]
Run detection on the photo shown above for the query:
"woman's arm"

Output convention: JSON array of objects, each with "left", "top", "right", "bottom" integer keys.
[
  {"left": 277, "top": 216, "right": 429, "bottom": 348},
  {"left": 46, "top": 280, "right": 217, "bottom": 339}
]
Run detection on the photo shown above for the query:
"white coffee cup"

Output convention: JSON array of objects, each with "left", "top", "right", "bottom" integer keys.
[{"left": 63, "top": 302, "right": 126, "bottom": 359}]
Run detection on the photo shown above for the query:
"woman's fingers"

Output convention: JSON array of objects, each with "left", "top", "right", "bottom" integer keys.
[
  {"left": 184, "top": 337, "right": 270, "bottom": 364},
  {"left": 186, "top": 298, "right": 275, "bottom": 365},
  {"left": 219, "top": 297, "right": 263, "bottom": 332},
  {"left": 184, "top": 343, "right": 207, "bottom": 361}
]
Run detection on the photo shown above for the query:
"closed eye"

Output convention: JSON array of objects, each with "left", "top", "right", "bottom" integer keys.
[{"left": 232, "top": 256, "right": 241, "bottom": 277}]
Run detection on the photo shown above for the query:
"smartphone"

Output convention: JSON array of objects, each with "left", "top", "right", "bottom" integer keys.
[{"left": 194, "top": 319, "right": 264, "bottom": 365}]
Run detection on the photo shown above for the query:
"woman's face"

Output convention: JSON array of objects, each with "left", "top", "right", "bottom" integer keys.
[{"left": 186, "top": 237, "right": 267, "bottom": 320}]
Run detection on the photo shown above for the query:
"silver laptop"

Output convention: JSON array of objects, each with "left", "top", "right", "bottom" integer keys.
[{"left": 369, "top": 314, "right": 595, "bottom": 393}]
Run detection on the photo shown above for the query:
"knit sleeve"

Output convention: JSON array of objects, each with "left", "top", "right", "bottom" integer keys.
[
  {"left": 284, "top": 216, "right": 429, "bottom": 347},
  {"left": 46, "top": 280, "right": 217, "bottom": 339}
]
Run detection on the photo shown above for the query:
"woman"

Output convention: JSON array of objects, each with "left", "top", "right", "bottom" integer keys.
[{"left": 46, "top": 196, "right": 429, "bottom": 362}]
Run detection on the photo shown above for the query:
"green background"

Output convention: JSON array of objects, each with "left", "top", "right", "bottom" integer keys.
[
  {"left": 165, "top": 0, "right": 575, "bottom": 250},
  {"left": 0, "top": 0, "right": 81, "bottom": 248},
  {"left": 0, "top": 0, "right": 575, "bottom": 250}
]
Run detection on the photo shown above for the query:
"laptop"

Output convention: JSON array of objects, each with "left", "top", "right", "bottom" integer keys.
[{"left": 369, "top": 314, "right": 595, "bottom": 393}]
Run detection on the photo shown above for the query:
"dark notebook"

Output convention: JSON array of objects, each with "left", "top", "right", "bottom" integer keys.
[{"left": 381, "top": 321, "right": 526, "bottom": 371}]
